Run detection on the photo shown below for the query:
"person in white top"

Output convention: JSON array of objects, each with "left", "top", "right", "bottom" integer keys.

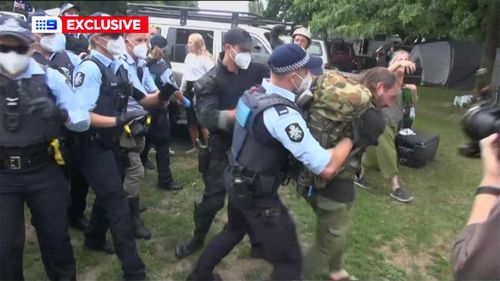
[{"left": 181, "top": 33, "right": 215, "bottom": 153}]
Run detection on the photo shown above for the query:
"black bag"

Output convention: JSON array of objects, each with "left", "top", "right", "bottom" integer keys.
[{"left": 396, "top": 129, "right": 440, "bottom": 168}]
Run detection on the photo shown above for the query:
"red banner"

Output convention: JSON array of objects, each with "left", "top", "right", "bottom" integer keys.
[{"left": 60, "top": 16, "right": 149, "bottom": 33}]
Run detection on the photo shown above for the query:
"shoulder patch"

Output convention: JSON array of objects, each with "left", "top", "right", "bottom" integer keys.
[
  {"left": 285, "top": 123, "right": 304, "bottom": 142},
  {"left": 74, "top": 72, "right": 85, "bottom": 87},
  {"left": 274, "top": 104, "right": 289, "bottom": 116}
]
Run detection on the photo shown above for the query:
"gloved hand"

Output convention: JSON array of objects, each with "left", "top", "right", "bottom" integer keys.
[
  {"left": 159, "top": 83, "right": 178, "bottom": 101},
  {"left": 353, "top": 108, "right": 386, "bottom": 148},
  {"left": 27, "top": 97, "right": 64, "bottom": 120},
  {"left": 116, "top": 110, "right": 147, "bottom": 126},
  {"left": 182, "top": 97, "right": 192, "bottom": 108},
  {"left": 409, "top": 106, "right": 416, "bottom": 120}
]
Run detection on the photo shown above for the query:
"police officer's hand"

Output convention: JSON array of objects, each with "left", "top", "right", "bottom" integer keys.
[
  {"left": 116, "top": 110, "right": 147, "bottom": 126},
  {"left": 182, "top": 97, "right": 192, "bottom": 108},
  {"left": 353, "top": 108, "right": 386, "bottom": 148},
  {"left": 27, "top": 97, "right": 64, "bottom": 120}
]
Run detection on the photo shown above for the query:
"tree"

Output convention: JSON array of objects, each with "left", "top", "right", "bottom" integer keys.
[
  {"left": 291, "top": 0, "right": 499, "bottom": 87},
  {"left": 249, "top": 0, "right": 265, "bottom": 15}
]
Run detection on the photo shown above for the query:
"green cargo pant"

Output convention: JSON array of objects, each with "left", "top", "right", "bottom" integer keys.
[
  {"left": 362, "top": 125, "right": 398, "bottom": 179},
  {"left": 303, "top": 194, "right": 353, "bottom": 279}
]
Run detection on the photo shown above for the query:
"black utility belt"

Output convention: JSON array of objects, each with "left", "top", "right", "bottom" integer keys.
[{"left": 0, "top": 148, "right": 51, "bottom": 170}]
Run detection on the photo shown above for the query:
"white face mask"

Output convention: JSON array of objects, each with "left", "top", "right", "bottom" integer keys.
[
  {"left": 101, "top": 36, "right": 126, "bottom": 56},
  {"left": 0, "top": 51, "right": 30, "bottom": 76},
  {"left": 132, "top": 42, "right": 148, "bottom": 59},
  {"left": 231, "top": 47, "right": 251, "bottom": 70},
  {"left": 293, "top": 72, "right": 313, "bottom": 94},
  {"left": 40, "top": 33, "right": 66, "bottom": 53}
]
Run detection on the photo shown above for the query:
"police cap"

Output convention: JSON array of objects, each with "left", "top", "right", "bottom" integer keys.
[
  {"left": 0, "top": 16, "right": 34, "bottom": 44},
  {"left": 268, "top": 43, "right": 322, "bottom": 74}
]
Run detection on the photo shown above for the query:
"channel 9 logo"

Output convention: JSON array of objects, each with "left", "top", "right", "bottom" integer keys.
[{"left": 31, "top": 16, "right": 62, "bottom": 33}]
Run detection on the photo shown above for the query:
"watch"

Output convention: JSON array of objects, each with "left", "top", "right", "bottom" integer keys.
[{"left": 475, "top": 186, "right": 500, "bottom": 196}]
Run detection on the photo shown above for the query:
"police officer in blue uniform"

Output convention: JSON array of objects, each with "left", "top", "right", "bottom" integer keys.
[
  {"left": 0, "top": 16, "right": 90, "bottom": 280},
  {"left": 29, "top": 10, "right": 91, "bottom": 231},
  {"left": 142, "top": 35, "right": 188, "bottom": 190},
  {"left": 70, "top": 13, "right": 176, "bottom": 281},
  {"left": 176, "top": 27, "right": 270, "bottom": 259},
  {"left": 187, "top": 43, "right": 354, "bottom": 281}
]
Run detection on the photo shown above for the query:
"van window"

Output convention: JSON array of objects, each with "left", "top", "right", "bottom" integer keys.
[
  {"left": 170, "top": 28, "right": 214, "bottom": 63},
  {"left": 308, "top": 41, "right": 323, "bottom": 56}
]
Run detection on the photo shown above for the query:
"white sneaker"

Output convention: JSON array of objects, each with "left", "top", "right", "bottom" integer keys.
[
  {"left": 169, "top": 148, "right": 175, "bottom": 156},
  {"left": 185, "top": 147, "right": 198, "bottom": 154}
]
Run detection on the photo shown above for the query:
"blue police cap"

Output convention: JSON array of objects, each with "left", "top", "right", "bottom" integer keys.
[
  {"left": 90, "top": 12, "right": 110, "bottom": 17},
  {"left": 59, "top": 3, "right": 80, "bottom": 16},
  {"left": 0, "top": 16, "right": 34, "bottom": 44},
  {"left": 268, "top": 43, "right": 322, "bottom": 74},
  {"left": 150, "top": 35, "right": 167, "bottom": 49}
]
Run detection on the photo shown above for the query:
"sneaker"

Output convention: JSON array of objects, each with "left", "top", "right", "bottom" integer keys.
[
  {"left": 354, "top": 175, "right": 373, "bottom": 190},
  {"left": 169, "top": 148, "right": 175, "bottom": 156},
  {"left": 185, "top": 147, "right": 198, "bottom": 154},
  {"left": 390, "top": 187, "right": 414, "bottom": 203},
  {"left": 158, "top": 180, "right": 184, "bottom": 191}
]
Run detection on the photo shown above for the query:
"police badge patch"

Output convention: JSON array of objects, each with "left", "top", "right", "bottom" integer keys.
[
  {"left": 74, "top": 72, "right": 85, "bottom": 87},
  {"left": 285, "top": 123, "right": 304, "bottom": 142}
]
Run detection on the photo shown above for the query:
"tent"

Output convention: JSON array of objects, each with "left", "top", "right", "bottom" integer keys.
[{"left": 410, "top": 41, "right": 484, "bottom": 89}]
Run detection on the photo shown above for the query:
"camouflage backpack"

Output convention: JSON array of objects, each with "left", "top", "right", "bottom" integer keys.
[{"left": 297, "top": 70, "right": 373, "bottom": 189}]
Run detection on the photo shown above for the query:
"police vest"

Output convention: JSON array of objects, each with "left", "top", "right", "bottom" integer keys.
[
  {"left": 32, "top": 51, "right": 74, "bottom": 83},
  {"left": 230, "top": 86, "right": 299, "bottom": 176},
  {"left": 65, "top": 34, "right": 89, "bottom": 55},
  {"left": 83, "top": 56, "right": 131, "bottom": 143},
  {"left": 0, "top": 72, "right": 61, "bottom": 147},
  {"left": 146, "top": 58, "right": 168, "bottom": 86}
]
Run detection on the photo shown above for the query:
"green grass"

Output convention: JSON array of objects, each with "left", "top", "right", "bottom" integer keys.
[{"left": 21, "top": 86, "right": 481, "bottom": 280}]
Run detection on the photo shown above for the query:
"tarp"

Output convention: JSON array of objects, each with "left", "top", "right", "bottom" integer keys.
[{"left": 410, "top": 41, "right": 486, "bottom": 89}]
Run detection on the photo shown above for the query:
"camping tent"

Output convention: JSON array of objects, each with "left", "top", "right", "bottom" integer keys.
[{"left": 410, "top": 41, "right": 485, "bottom": 89}]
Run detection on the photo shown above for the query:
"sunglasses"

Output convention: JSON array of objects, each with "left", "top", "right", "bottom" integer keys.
[{"left": 0, "top": 44, "right": 29, "bottom": 54}]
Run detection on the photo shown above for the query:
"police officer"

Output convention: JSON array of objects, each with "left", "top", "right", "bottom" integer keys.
[
  {"left": 142, "top": 35, "right": 188, "bottom": 190},
  {"left": 187, "top": 43, "right": 354, "bottom": 281},
  {"left": 120, "top": 32, "right": 186, "bottom": 239},
  {"left": 0, "top": 16, "right": 90, "bottom": 280},
  {"left": 175, "top": 27, "right": 270, "bottom": 259},
  {"left": 30, "top": 11, "right": 91, "bottom": 231},
  {"left": 59, "top": 3, "right": 89, "bottom": 58},
  {"left": 71, "top": 12, "right": 175, "bottom": 280}
]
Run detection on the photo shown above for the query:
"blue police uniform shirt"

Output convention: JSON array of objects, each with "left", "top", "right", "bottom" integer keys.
[
  {"left": 72, "top": 50, "right": 113, "bottom": 111},
  {"left": 260, "top": 78, "right": 330, "bottom": 175},
  {"left": 117, "top": 54, "right": 158, "bottom": 112},
  {"left": 49, "top": 51, "right": 81, "bottom": 68},
  {"left": 16, "top": 58, "right": 90, "bottom": 132}
]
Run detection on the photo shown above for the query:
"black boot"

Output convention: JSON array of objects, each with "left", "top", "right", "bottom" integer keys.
[
  {"left": 175, "top": 203, "right": 212, "bottom": 259},
  {"left": 128, "top": 197, "right": 152, "bottom": 240}
]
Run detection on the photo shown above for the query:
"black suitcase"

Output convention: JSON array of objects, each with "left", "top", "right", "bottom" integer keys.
[{"left": 396, "top": 129, "right": 440, "bottom": 168}]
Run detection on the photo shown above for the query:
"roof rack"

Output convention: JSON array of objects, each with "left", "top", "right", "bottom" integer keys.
[{"left": 126, "top": 2, "right": 295, "bottom": 30}]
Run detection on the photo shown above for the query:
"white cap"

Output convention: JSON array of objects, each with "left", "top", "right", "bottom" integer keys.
[{"left": 292, "top": 27, "right": 312, "bottom": 41}]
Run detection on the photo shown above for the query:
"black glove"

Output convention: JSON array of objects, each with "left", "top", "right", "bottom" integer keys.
[
  {"left": 159, "top": 83, "right": 178, "bottom": 101},
  {"left": 116, "top": 110, "right": 147, "bottom": 127},
  {"left": 353, "top": 108, "right": 386, "bottom": 148},
  {"left": 27, "top": 97, "right": 64, "bottom": 120}
]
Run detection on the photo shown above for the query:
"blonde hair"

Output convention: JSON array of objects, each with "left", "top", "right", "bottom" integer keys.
[
  {"left": 189, "top": 33, "right": 211, "bottom": 57},
  {"left": 389, "top": 50, "right": 410, "bottom": 66}
]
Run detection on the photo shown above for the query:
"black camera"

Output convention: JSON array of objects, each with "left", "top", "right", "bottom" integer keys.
[{"left": 459, "top": 86, "right": 500, "bottom": 157}]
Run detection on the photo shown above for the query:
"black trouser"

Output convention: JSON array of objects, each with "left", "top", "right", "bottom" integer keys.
[
  {"left": 191, "top": 169, "right": 303, "bottom": 280},
  {"left": 74, "top": 140, "right": 145, "bottom": 280},
  {"left": 191, "top": 134, "right": 231, "bottom": 243},
  {"left": 0, "top": 162, "right": 76, "bottom": 281},
  {"left": 141, "top": 110, "right": 174, "bottom": 186},
  {"left": 67, "top": 166, "right": 89, "bottom": 221}
]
